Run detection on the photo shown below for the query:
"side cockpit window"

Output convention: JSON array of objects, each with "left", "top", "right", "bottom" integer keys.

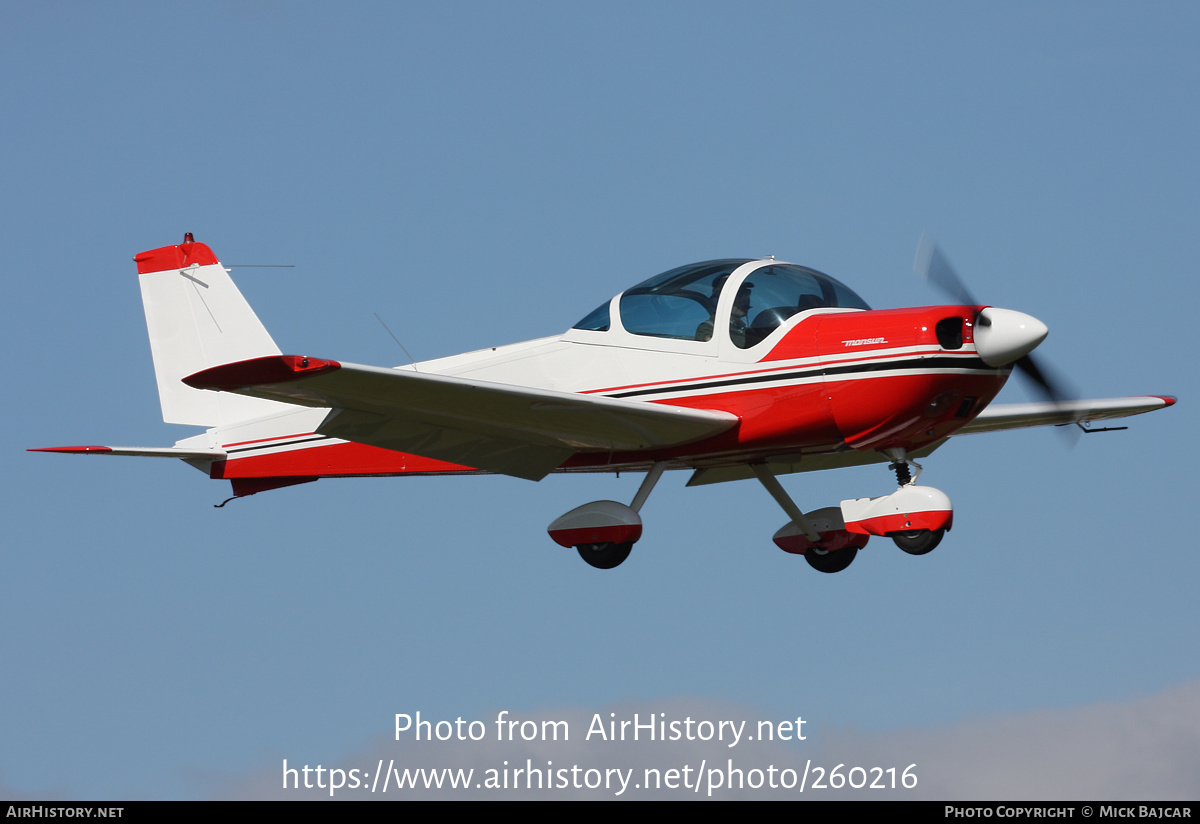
[
  {"left": 572, "top": 300, "right": 610, "bottom": 332},
  {"left": 733, "top": 264, "right": 871, "bottom": 349},
  {"left": 619, "top": 260, "right": 748, "bottom": 341}
]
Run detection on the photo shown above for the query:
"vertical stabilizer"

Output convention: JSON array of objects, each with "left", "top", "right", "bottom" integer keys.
[{"left": 135, "top": 235, "right": 296, "bottom": 426}]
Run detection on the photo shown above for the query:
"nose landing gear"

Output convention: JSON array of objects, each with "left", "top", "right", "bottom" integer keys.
[{"left": 873, "top": 448, "right": 952, "bottom": 554}]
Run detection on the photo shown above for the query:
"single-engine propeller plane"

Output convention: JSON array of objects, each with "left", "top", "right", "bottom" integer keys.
[{"left": 34, "top": 234, "right": 1175, "bottom": 572}]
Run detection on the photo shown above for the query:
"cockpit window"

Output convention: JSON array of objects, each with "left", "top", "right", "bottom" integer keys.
[
  {"left": 618, "top": 259, "right": 750, "bottom": 341},
  {"left": 733, "top": 264, "right": 871, "bottom": 348},
  {"left": 572, "top": 300, "right": 610, "bottom": 331},
  {"left": 572, "top": 259, "right": 869, "bottom": 346}
]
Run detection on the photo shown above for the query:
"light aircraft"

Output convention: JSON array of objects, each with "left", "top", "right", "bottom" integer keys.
[{"left": 33, "top": 234, "right": 1174, "bottom": 572}]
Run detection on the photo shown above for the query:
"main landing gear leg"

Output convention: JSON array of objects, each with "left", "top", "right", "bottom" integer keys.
[
  {"left": 630, "top": 461, "right": 667, "bottom": 514},
  {"left": 751, "top": 465, "right": 864, "bottom": 573},
  {"left": 751, "top": 464, "right": 821, "bottom": 541},
  {"left": 548, "top": 461, "right": 668, "bottom": 570}
]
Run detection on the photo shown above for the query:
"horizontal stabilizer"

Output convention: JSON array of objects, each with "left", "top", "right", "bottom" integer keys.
[{"left": 29, "top": 445, "right": 225, "bottom": 458}]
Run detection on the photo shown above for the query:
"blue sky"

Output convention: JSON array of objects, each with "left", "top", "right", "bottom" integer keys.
[{"left": 2, "top": 1, "right": 1196, "bottom": 799}]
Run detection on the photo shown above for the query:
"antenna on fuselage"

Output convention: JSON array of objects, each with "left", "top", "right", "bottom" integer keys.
[{"left": 374, "top": 312, "right": 420, "bottom": 372}]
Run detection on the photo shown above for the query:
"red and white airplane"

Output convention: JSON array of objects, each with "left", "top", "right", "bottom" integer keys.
[{"left": 34, "top": 234, "right": 1174, "bottom": 572}]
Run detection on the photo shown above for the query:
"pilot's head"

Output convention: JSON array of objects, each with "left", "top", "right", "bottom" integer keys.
[
  {"left": 733, "top": 283, "right": 753, "bottom": 318},
  {"left": 709, "top": 273, "right": 730, "bottom": 299}
]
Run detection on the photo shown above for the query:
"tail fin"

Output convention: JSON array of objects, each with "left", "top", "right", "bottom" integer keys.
[{"left": 135, "top": 235, "right": 294, "bottom": 426}]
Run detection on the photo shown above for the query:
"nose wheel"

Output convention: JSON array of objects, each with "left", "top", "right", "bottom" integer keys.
[{"left": 889, "top": 528, "right": 945, "bottom": 555}]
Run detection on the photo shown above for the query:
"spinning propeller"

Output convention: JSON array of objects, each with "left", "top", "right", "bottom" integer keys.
[{"left": 914, "top": 233, "right": 1078, "bottom": 429}]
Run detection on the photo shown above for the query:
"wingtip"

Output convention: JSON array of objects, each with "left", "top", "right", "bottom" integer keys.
[
  {"left": 28, "top": 446, "right": 114, "bottom": 454},
  {"left": 1150, "top": 395, "right": 1177, "bottom": 407},
  {"left": 184, "top": 355, "right": 341, "bottom": 391}
]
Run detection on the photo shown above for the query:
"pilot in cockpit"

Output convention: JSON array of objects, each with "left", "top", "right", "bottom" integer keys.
[
  {"left": 728, "top": 284, "right": 752, "bottom": 348},
  {"left": 694, "top": 275, "right": 752, "bottom": 345}
]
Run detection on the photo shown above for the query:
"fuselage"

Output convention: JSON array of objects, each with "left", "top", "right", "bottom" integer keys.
[{"left": 194, "top": 258, "right": 1010, "bottom": 484}]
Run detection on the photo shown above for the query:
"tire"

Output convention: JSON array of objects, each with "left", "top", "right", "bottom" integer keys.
[
  {"left": 890, "top": 528, "right": 945, "bottom": 555},
  {"left": 804, "top": 546, "right": 857, "bottom": 573},
  {"left": 576, "top": 541, "right": 633, "bottom": 569}
]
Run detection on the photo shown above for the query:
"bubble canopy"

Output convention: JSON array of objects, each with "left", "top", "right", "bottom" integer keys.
[{"left": 572, "top": 259, "right": 871, "bottom": 349}]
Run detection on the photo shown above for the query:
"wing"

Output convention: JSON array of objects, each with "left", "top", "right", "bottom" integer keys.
[
  {"left": 955, "top": 395, "right": 1175, "bottom": 434},
  {"left": 688, "top": 394, "right": 1175, "bottom": 486},
  {"left": 183, "top": 355, "right": 739, "bottom": 481}
]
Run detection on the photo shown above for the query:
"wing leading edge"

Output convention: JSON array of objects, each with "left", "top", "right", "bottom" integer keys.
[
  {"left": 955, "top": 396, "right": 1175, "bottom": 434},
  {"left": 183, "top": 355, "right": 740, "bottom": 481}
]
